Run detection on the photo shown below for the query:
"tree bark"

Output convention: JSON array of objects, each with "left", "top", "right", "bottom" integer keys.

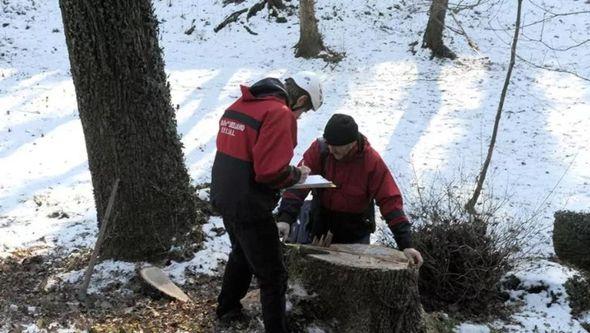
[
  {"left": 285, "top": 244, "right": 425, "bottom": 332},
  {"left": 295, "top": 0, "right": 325, "bottom": 58},
  {"left": 422, "top": 0, "right": 457, "bottom": 59},
  {"left": 553, "top": 211, "right": 590, "bottom": 271},
  {"left": 59, "top": 0, "right": 201, "bottom": 261}
]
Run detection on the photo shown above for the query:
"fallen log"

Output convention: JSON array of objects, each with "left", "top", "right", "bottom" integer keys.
[{"left": 285, "top": 243, "right": 425, "bottom": 333}]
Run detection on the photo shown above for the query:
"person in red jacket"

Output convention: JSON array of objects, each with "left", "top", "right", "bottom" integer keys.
[
  {"left": 277, "top": 114, "right": 423, "bottom": 267},
  {"left": 211, "top": 72, "right": 323, "bottom": 332}
]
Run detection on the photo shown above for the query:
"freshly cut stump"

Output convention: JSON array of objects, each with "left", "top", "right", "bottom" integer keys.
[
  {"left": 553, "top": 211, "right": 590, "bottom": 270},
  {"left": 285, "top": 243, "right": 424, "bottom": 333}
]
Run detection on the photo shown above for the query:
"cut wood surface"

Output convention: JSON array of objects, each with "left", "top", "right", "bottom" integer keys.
[
  {"left": 140, "top": 266, "right": 190, "bottom": 303},
  {"left": 295, "top": 243, "right": 409, "bottom": 269},
  {"left": 285, "top": 243, "right": 424, "bottom": 333}
]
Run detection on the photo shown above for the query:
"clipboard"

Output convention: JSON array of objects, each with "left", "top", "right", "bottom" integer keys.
[{"left": 288, "top": 175, "right": 336, "bottom": 190}]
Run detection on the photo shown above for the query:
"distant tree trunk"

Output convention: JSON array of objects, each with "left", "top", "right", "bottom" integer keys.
[
  {"left": 59, "top": 0, "right": 201, "bottom": 261},
  {"left": 422, "top": 0, "right": 457, "bottom": 59},
  {"left": 295, "top": 0, "right": 325, "bottom": 58}
]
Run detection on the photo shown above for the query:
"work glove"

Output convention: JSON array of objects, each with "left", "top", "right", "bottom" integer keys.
[
  {"left": 403, "top": 248, "right": 424, "bottom": 269},
  {"left": 277, "top": 221, "right": 290, "bottom": 241}
]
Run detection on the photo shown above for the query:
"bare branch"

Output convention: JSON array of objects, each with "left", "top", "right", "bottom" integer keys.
[
  {"left": 522, "top": 153, "right": 578, "bottom": 226},
  {"left": 516, "top": 54, "right": 590, "bottom": 82},
  {"left": 449, "top": 0, "right": 486, "bottom": 13},
  {"left": 521, "top": 32, "right": 590, "bottom": 52},
  {"left": 466, "top": 0, "right": 523, "bottom": 215},
  {"left": 521, "top": 10, "right": 590, "bottom": 29},
  {"left": 449, "top": 12, "right": 480, "bottom": 51}
]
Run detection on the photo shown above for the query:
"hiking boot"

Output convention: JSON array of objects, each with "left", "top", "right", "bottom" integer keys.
[{"left": 214, "top": 308, "right": 251, "bottom": 332}]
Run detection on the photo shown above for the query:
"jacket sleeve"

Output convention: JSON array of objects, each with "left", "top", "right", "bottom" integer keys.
[
  {"left": 369, "top": 155, "right": 412, "bottom": 250},
  {"left": 277, "top": 140, "right": 323, "bottom": 224},
  {"left": 252, "top": 107, "right": 300, "bottom": 189}
]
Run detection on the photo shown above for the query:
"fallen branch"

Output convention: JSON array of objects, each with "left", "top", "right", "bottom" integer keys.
[
  {"left": 78, "top": 178, "right": 120, "bottom": 301},
  {"left": 247, "top": 0, "right": 266, "bottom": 20},
  {"left": 214, "top": 8, "right": 248, "bottom": 33},
  {"left": 222, "top": 0, "right": 246, "bottom": 6},
  {"left": 214, "top": 0, "right": 267, "bottom": 33},
  {"left": 243, "top": 25, "right": 258, "bottom": 35}
]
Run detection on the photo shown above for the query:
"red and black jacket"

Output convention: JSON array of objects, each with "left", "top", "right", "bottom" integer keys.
[
  {"left": 211, "top": 78, "right": 301, "bottom": 220},
  {"left": 278, "top": 137, "right": 412, "bottom": 249}
]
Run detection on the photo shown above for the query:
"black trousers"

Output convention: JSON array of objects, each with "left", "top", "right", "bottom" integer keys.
[{"left": 217, "top": 214, "right": 288, "bottom": 333}]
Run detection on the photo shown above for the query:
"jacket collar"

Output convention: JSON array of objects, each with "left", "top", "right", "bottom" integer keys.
[{"left": 240, "top": 77, "right": 289, "bottom": 106}]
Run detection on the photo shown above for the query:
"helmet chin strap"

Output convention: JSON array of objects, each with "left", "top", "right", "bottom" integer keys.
[{"left": 292, "top": 105, "right": 307, "bottom": 113}]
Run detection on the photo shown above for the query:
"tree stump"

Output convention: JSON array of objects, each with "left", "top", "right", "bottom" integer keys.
[
  {"left": 553, "top": 211, "right": 590, "bottom": 271},
  {"left": 285, "top": 243, "right": 425, "bottom": 333}
]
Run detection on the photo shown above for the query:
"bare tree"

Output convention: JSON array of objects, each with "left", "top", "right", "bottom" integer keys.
[
  {"left": 465, "top": 0, "right": 524, "bottom": 215},
  {"left": 295, "top": 0, "right": 325, "bottom": 58},
  {"left": 460, "top": 1, "right": 589, "bottom": 81},
  {"left": 423, "top": 0, "right": 457, "bottom": 59},
  {"left": 59, "top": 0, "right": 202, "bottom": 260}
]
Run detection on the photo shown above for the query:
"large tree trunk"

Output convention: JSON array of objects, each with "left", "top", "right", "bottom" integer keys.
[
  {"left": 422, "top": 0, "right": 456, "bottom": 59},
  {"left": 295, "top": 0, "right": 325, "bottom": 58},
  {"left": 285, "top": 244, "right": 425, "bottom": 332},
  {"left": 553, "top": 211, "right": 590, "bottom": 271},
  {"left": 59, "top": 1, "right": 201, "bottom": 261}
]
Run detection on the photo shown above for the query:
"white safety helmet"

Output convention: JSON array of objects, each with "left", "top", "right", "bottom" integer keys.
[{"left": 291, "top": 71, "right": 323, "bottom": 110}]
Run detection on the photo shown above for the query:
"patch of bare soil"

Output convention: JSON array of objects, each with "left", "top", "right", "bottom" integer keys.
[{"left": 0, "top": 248, "right": 222, "bottom": 332}]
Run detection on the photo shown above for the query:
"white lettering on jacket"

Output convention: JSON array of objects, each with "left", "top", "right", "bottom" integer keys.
[
  {"left": 221, "top": 127, "right": 236, "bottom": 136},
  {"left": 220, "top": 119, "right": 245, "bottom": 137}
]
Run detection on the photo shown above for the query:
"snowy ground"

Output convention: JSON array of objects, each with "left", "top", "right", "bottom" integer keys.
[{"left": 1, "top": 0, "right": 589, "bottom": 331}]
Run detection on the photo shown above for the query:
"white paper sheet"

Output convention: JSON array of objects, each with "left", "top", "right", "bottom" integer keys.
[{"left": 288, "top": 175, "right": 336, "bottom": 189}]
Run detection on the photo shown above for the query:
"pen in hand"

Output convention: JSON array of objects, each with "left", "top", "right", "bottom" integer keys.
[{"left": 298, "top": 160, "right": 311, "bottom": 183}]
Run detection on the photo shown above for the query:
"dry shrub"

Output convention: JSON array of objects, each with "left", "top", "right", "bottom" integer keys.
[
  {"left": 553, "top": 211, "right": 590, "bottom": 271},
  {"left": 564, "top": 273, "right": 590, "bottom": 317},
  {"left": 412, "top": 217, "right": 513, "bottom": 318},
  {"left": 379, "top": 174, "right": 534, "bottom": 319}
]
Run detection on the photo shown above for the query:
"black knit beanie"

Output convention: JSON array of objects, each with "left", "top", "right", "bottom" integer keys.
[{"left": 323, "top": 114, "right": 359, "bottom": 146}]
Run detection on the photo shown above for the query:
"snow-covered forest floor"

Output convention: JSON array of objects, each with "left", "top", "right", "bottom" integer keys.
[{"left": 1, "top": 0, "right": 589, "bottom": 331}]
